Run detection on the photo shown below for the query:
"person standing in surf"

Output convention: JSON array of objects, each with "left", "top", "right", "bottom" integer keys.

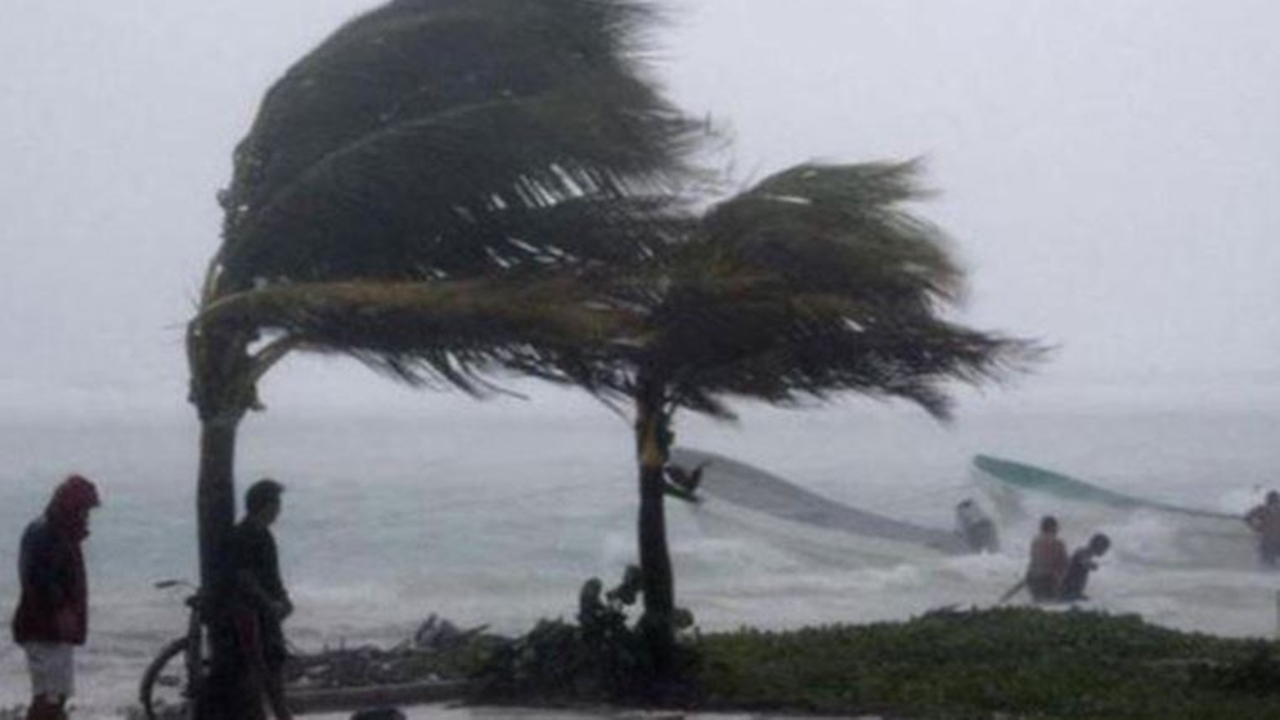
[
  {"left": 10, "top": 474, "right": 101, "bottom": 720},
  {"left": 1244, "top": 491, "right": 1280, "bottom": 567},
  {"left": 1025, "top": 515, "right": 1069, "bottom": 602},
  {"left": 1057, "top": 533, "right": 1110, "bottom": 602},
  {"left": 955, "top": 498, "right": 1000, "bottom": 553}
]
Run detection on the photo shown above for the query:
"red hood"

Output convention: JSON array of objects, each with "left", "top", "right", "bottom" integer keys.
[{"left": 46, "top": 474, "right": 100, "bottom": 542}]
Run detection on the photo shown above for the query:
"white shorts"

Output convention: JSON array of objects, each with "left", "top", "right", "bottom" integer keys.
[{"left": 22, "top": 642, "right": 75, "bottom": 699}]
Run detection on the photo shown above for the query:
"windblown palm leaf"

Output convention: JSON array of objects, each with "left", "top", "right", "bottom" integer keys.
[
  {"left": 567, "top": 161, "right": 1040, "bottom": 419},
  {"left": 194, "top": 0, "right": 709, "bottom": 406},
  {"left": 214, "top": 0, "right": 703, "bottom": 296},
  {"left": 197, "top": 276, "right": 622, "bottom": 393},
  {"left": 700, "top": 161, "right": 962, "bottom": 308}
]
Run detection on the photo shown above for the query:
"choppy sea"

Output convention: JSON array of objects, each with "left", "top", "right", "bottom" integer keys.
[{"left": 2, "top": 398, "right": 1279, "bottom": 716}]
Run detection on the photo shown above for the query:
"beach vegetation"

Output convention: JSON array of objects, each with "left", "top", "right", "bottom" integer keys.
[
  {"left": 692, "top": 607, "right": 1280, "bottom": 719},
  {"left": 463, "top": 606, "right": 1280, "bottom": 719},
  {"left": 472, "top": 569, "right": 699, "bottom": 702}
]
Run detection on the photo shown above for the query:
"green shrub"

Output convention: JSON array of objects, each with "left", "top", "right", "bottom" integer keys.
[{"left": 470, "top": 570, "right": 700, "bottom": 704}]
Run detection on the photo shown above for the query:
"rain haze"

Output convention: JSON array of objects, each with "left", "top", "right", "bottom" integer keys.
[
  {"left": 2, "top": 0, "right": 1278, "bottom": 418},
  {"left": 4, "top": 2, "right": 1280, "bottom": 716}
]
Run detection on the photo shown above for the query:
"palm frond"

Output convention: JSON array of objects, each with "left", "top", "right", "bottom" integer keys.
[
  {"left": 215, "top": 0, "right": 706, "bottom": 294},
  {"left": 196, "top": 276, "right": 627, "bottom": 394},
  {"left": 554, "top": 160, "right": 1044, "bottom": 420},
  {"left": 700, "top": 161, "right": 964, "bottom": 308}
]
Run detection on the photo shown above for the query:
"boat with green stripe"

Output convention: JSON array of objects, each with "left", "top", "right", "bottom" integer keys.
[
  {"left": 972, "top": 454, "right": 1236, "bottom": 520},
  {"left": 972, "top": 454, "right": 1254, "bottom": 568}
]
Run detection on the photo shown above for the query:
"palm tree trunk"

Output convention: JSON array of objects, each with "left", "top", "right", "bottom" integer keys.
[
  {"left": 187, "top": 323, "right": 258, "bottom": 720},
  {"left": 194, "top": 418, "right": 243, "bottom": 720},
  {"left": 634, "top": 379, "right": 675, "bottom": 680},
  {"left": 198, "top": 420, "right": 237, "bottom": 605}
]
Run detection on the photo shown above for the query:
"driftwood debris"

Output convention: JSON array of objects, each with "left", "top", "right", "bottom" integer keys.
[
  {"left": 286, "top": 614, "right": 495, "bottom": 691},
  {"left": 121, "top": 616, "right": 490, "bottom": 719},
  {"left": 283, "top": 614, "right": 498, "bottom": 713}
]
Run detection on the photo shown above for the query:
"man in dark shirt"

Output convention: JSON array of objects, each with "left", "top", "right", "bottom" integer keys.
[
  {"left": 1058, "top": 533, "right": 1111, "bottom": 602},
  {"left": 229, "top": 478, "right": 294, "bottom": 720}
]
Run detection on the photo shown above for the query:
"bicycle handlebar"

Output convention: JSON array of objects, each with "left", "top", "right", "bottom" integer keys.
[{"left": 153, "top": 579, "right": 196, "bottom": 591}]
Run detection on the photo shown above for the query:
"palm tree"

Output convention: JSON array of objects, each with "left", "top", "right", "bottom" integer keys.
[
  {"left": 563, "top": 161, "right": 1041, "bottom": 677},
  {"left": 187, "top": 0, "right": 704, "bottom": 715}
]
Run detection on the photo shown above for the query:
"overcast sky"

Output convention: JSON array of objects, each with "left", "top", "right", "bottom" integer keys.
[{"left": 1, "top": 0, "right": 1277, "bottom": 417}]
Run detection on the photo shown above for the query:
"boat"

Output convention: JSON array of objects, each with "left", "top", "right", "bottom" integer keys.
[
  {"left": 972, "top": 454, "right": 1254, "bottom": 568},
  {"left": 669, "top": 447, "right": 971, "bottom": 563},
  {"left": 973, "top": 455, "right": 1237, "bottom": 520}
]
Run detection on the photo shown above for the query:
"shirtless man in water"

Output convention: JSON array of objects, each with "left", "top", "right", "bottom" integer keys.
[{"left": 1025, "top": 515, "right": 1069, "bottom": 602}]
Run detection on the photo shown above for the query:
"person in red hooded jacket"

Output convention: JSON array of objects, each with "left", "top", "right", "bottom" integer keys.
[{"left": 11, "top": 475, "right": 100, "bottom": 720}]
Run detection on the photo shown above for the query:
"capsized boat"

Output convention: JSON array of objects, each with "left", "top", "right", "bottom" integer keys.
[
  {"left": 972, "top": 454, "right": 1254, "bottom": 568},
  {"left": 973, "top": 454, "right": 1236, "bottom": 520},
  {"left": 670, "top": 447, "right": 971, "bottom": 562}
]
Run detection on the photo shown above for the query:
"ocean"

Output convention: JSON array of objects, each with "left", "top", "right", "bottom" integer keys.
[{"left": 2, "top": 400, "right": 1279, "bottom": 716}]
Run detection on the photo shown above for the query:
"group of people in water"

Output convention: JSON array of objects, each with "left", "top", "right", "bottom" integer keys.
[
  {"left": 955, "top": 501, "right": 1113, "bottom": 605},
  {"left": 954, "top": 499, "right": 1111, "bottom": 604},
  {"left": 997, "top": 486, "right": 1280, "bottom": 605},
  {"left": 1023, "top": 515, "right": 1111, "bottom": 603}
]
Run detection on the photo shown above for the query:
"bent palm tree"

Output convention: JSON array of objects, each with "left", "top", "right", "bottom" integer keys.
[
  {"left": 187, "top": 1, "right": 703, "bottom": 715},
  {"left": 565, "top": 161, "right": 1041, "bottom": 673}
]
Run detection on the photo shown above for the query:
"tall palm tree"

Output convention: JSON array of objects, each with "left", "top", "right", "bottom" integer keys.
[
  {"left": 563, "top": 161, "right": 1041, "bottom": 676},
  {"left": 187, "top": 0, "right": 704, "bottom": 715}
]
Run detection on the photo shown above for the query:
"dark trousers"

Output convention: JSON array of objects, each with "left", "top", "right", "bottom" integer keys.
[{"left": 1027, "top": 574, "right": 1057, "bottom": 602}]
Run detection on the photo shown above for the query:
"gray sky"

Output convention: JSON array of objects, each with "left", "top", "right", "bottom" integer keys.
[{"left": 2, "top": 0, "right": 1277, "bottom": 417}]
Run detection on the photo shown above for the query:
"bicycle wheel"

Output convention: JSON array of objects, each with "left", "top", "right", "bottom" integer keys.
[{"left": 139, "top": 636, "right": 191, "bottom": 720}]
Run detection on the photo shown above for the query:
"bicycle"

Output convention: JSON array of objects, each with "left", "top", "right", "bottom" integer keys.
[{"left": 139, "top": 580, "right": 205, "bottom": 720}]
